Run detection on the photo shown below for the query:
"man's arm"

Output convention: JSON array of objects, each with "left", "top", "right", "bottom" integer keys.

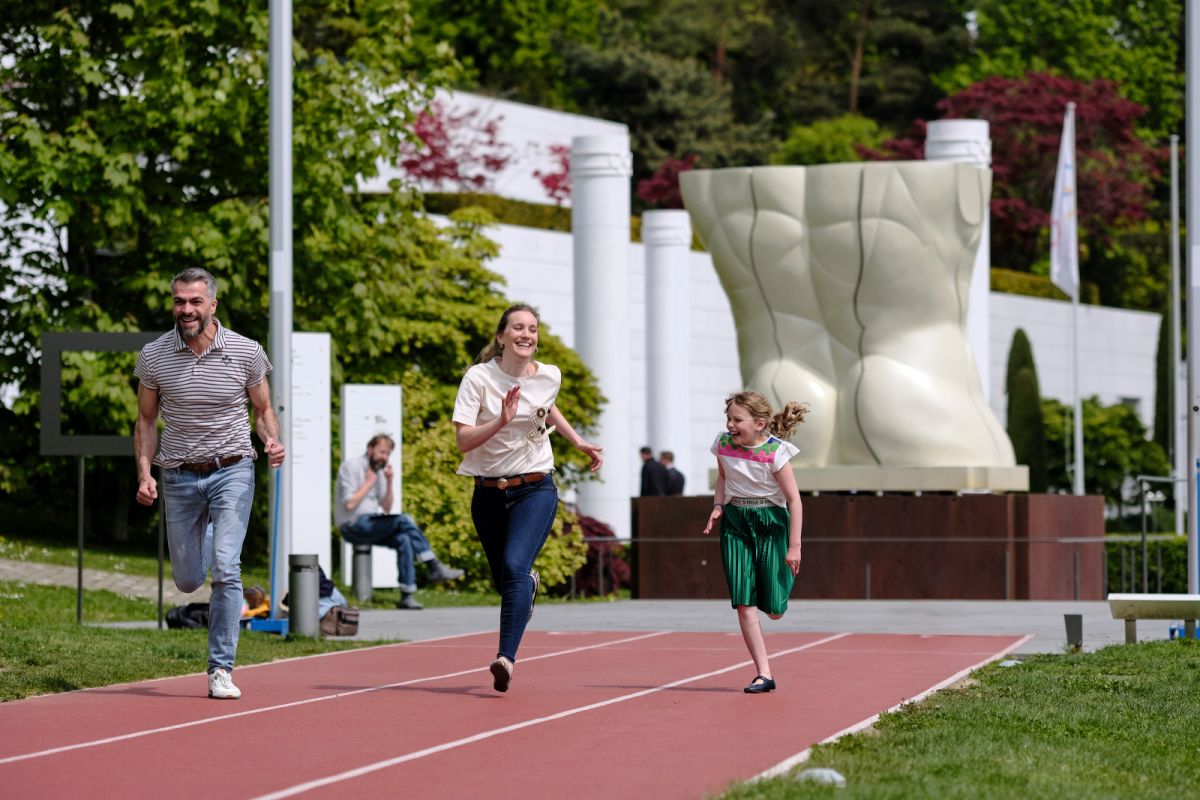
[
  {"left": 134, "top": 383, "right": 160, "bottom": 506},
  {"left": 247, "top": 378, "right": 285, "bottom": 467}
]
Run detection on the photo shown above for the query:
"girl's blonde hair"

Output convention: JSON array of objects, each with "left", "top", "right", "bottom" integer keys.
[
  {"left": 476, "top": 303, "right": 540, "bottom": 364},
  {"left": 724, "top": 391, "right": 809, "bottom": 440}
]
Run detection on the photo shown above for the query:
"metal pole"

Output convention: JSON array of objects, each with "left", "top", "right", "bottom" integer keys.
[
  {"left": 1071, "top": 288, "right": 1084, "bottom": 495},
  {"left": 76, "top": 455, "right": 84, "bottom": 624},
  {"left": 1187, "top": 1, "right": 1200, "bottom": 595},
  {"left": 1140, "top": 479, "right": 1147, "bottom": 593},
  {"left": 1171, "top": 135, "right": 1184, "bottom": 539},
  {"left": 267, "top": 0, "right": 294, "bottom": 616},
  {"left": 157, "top": 479, "right": 164, "bottom": 630}
]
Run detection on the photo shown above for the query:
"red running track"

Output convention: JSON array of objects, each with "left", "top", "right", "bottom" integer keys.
[{"left": 0, "top": 630, "right": 1027, "bottom": 799}]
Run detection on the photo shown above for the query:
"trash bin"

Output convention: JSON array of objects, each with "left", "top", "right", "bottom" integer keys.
[
  {"left": 288, "top": 554, "right": 320, "bottom": 637},
  {"left": 352, "top": 544, "right": 373, "bottom": 603}
]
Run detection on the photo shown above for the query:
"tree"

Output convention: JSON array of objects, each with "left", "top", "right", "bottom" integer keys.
[
  {"left": 1004, "top": 329, "right": 1048, "bottom": 493},
  {"left": 936, "top": 0, "right": 1184, "bottom": 140},
  {"left": 1042, "top": 397, "right": 1169, "bottom": 510},
  {"left": 408, "top": 0, "right": 603, "bottom": 109},
  {"left": 561, "top": 10, "right": 773, "bottom": 204},
  {"left": 0, "top": 0, "right": 597, "bottom": 586},
  {"left": 770, "top": 114, "right": 890, "bottom": 166},
  {"left": 725, "top": 0, "right": 970, "bottom": 136},
  {"left": 865, "top": 73, "right": 1163, "bottom": 294}
]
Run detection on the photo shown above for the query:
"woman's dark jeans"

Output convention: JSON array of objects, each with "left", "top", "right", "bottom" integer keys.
[{"left": 470, "top": 474, "right": 558, "bottom": 662}]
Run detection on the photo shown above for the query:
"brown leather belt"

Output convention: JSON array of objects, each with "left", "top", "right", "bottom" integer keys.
[
  {"left": 474, "top": 472, "right": 547, "bottom": 490},
  {"left": 178, "top": 455, "right": 245, "bottom": 474}
]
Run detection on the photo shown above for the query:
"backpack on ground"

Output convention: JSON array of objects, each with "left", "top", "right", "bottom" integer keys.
[{"left": 165, "top": 602, "right": 210, "bottom": 629}]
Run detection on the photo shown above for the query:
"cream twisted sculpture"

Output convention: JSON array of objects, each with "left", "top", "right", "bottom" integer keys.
[{"left": 681, "top": 162, "right": 1022, "bottom": 486}]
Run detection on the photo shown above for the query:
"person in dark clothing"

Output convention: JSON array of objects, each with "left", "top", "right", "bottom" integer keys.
[
  {"left": 640, "top": 446, "right": 669, "bottom": 496},
  {"left": 660, "top": 451, "right": 685, "bottom": 496}
]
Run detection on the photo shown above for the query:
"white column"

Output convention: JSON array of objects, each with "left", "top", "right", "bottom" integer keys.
[
  {"left": 925, "top": 119, "right": 992, "bottom": 399},
  {"left": 643, "top": 210, "right": 692, "bottom": 485},
  {"left": 571, "top": 135, "right": 632, "bottom": 538}
]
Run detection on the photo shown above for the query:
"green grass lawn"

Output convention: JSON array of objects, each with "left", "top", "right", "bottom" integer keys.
[
  {"left": 0, "top": 581, "right": 377, "bottom": 701},
  {"left": 722, "top": 640, "right": 1200, "bottom": 800}
]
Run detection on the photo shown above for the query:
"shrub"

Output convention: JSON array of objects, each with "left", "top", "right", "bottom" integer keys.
[{"left": 551, "top": 512, "right": 631, "bottom": 597}]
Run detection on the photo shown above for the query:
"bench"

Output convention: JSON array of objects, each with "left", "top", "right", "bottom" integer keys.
[{"left": 1107, "top": 593, "right": 1200, "bottom": 643}]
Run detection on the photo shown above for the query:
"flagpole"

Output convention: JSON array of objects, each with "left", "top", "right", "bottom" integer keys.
[
  {"left": 1171, "top": 134, "right": 1183, "bottom": 539},
  {"left": 1071, "top": 285, "right": 1083, "bottom": 495},
  {"left": 1050, "top": 100, "right": 1084, "bottom": 496},
  {"left": 1185, "top": 1, "right": 1199, "bottom": 594}
]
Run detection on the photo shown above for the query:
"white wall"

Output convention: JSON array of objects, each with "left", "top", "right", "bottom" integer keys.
[{"left": 989, "top": 293, "right": 1160, "bottom": 425}]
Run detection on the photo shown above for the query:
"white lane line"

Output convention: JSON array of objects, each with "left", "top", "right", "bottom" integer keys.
[
  {"left": 252, "top": 632, "right": 853, "bottom": 800},
  {"left": 0, "top": 631, "right": 673, "bottom": 766},
  {"left": 755, "top": 633, "right": 1035, "bottom": 780}
]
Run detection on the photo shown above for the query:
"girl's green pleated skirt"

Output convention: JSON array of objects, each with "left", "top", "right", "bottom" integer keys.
[{"left": 720, "top": 502, "right": 795, "bottom": 615}]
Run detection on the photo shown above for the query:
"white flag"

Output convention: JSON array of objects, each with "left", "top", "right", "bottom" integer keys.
[{"left": 1050, "top": 103, "right": 1078, "bottom": 299}]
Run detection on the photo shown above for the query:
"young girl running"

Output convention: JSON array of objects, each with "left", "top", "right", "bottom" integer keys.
[{"left": 703, "top": 391, "right": 807, "bottom": 694}]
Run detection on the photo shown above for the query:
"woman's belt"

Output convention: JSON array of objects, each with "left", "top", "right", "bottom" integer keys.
[{"left": 474, "top": 472, "right": 548, "bottom": 489}]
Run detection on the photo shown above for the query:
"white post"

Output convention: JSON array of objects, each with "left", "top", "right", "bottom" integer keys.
[
  {"left": 925, "top": 120, "right": 992, "bottom": 399},
  {"left": 643, "top": 210, "right": 692, "bottom": 486},
  {"left": 1186, "top": 1, "right": 1199, "bottom": 593},
  {"left": 571, "top": 135, "right": 632, "bottom": 538},
  {"left": 290, "top": 333, "right": 331, "bottom": 574},
  {"left": 267, "top": 0, "right": 293, "bottom": 614}
]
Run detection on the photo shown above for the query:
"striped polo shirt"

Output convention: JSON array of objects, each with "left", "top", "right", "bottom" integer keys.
[{"left": 134, "top": 320, "right": 272, "bottom": 468}]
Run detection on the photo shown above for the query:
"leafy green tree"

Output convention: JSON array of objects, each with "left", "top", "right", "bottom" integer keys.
[
  {"left": 937, "top": 0, "right": 1184, "bottom": 140},
  {"left": 770, "top": 114, "right": 890, "bottom": 165},
  {"left": 1004, "top": 329, "right": 1048, "bottom": 493},
  {"left": 0, "top": 0, "right": 596, "bottom": 586},
  {"left": 726, "top": 0, "right": 970, "bottom": 135},
  {"left": 1042, "top": 396, "right": 1169, "bottom": 510},
  {"left": 409, "top": 0, "right": 603, "bottom": 109},
  {"left": 561, "top": 10, "right": 773, "bottom": 202}
]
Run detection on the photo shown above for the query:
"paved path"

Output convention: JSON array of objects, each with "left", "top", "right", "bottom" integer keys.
[
  {"left": 0, "top": 557, "right": 208, "bottom": 604},
  {"left": 2, "top": 557, "right": 1178, "bottom": 653}
]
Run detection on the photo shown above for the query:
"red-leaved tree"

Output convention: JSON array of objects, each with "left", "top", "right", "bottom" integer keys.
[
  {"left": 636, "top": 154, "right": 700, "bottom": 209},
  {"left": 861, "top": 73, "right": 1162, "bottom": 271},
  {"left": 398, "top": 100, "right": 513, "bottom": 192},
  {"left": 533, "top": 143, "right": 571, "bottom": 206}
]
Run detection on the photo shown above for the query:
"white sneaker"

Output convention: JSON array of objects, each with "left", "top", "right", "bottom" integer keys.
[{"left": 208, "top": 668, "right": 241, "bottom": 699}]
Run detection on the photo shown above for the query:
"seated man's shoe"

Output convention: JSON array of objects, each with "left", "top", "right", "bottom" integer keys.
[
  {"left": 396, "top": 594, "right": 423, "bottom": 610},
  {"left": 490, "top": 656, "right": 514, "bottom": 692},
  {"left": 528, "top": 569, "right": 540, "bottom": 622},
  {"left": 427, "top": 561, "right": 465, "bottom": 583},
  {"left": 208, "top": 668, "right": 241, "bottom": 699},
  {"left": 744, "top": 675, "right": 776, "bottom": 694}
]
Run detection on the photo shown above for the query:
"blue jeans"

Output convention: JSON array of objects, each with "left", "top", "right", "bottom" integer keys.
[
  {"left": 340, "top": 513, "right": 434, "bottom": 593},
  {"left": 161, "top": 458, "right": 255, "bottom": 674},
  {"left": 470, "top": 474, "right": 558, "bottom": 662}
]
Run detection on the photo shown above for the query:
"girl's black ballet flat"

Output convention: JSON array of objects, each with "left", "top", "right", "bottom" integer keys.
[{"left": 744, "top": 675, "right": 776, "bottom": 693}]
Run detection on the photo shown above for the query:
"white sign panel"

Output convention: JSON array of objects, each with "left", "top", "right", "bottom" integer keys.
[
  {"left": 290, "top": 332, "right": 331, "bottom": 574},
  {"left": 340, "top": 384, "right": 402, "bottom": 588}
]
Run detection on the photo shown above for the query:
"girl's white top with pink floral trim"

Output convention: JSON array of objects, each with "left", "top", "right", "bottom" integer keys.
[{"left": 711, "top": 432, "right": 799, "bottom": 508}]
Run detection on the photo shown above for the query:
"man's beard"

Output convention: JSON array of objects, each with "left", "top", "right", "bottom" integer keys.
[
  {"left": 369, "top": 457, "right": 388, "bottom": 471},
  {"left": 175, "top": 311, "right": 212, "bottom": 340}
]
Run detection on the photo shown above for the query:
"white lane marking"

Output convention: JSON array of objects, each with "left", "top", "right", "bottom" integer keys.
[
  {"left": 251, "top": 633, "right": 853, "bottom": 800},
  {"left": 755, "top": 633, "right": 1035, "bottom": 780},
  {"left": 0, "top": 631, "right": 673, "bottom": 765}
]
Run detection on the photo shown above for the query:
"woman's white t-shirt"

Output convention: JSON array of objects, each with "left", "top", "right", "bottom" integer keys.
[
  {"left": 710, "top": 432, "right": 799, "bottom": 508},
  {"left": 453, "top": 360, "right": 561, "bottom": 477}
]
